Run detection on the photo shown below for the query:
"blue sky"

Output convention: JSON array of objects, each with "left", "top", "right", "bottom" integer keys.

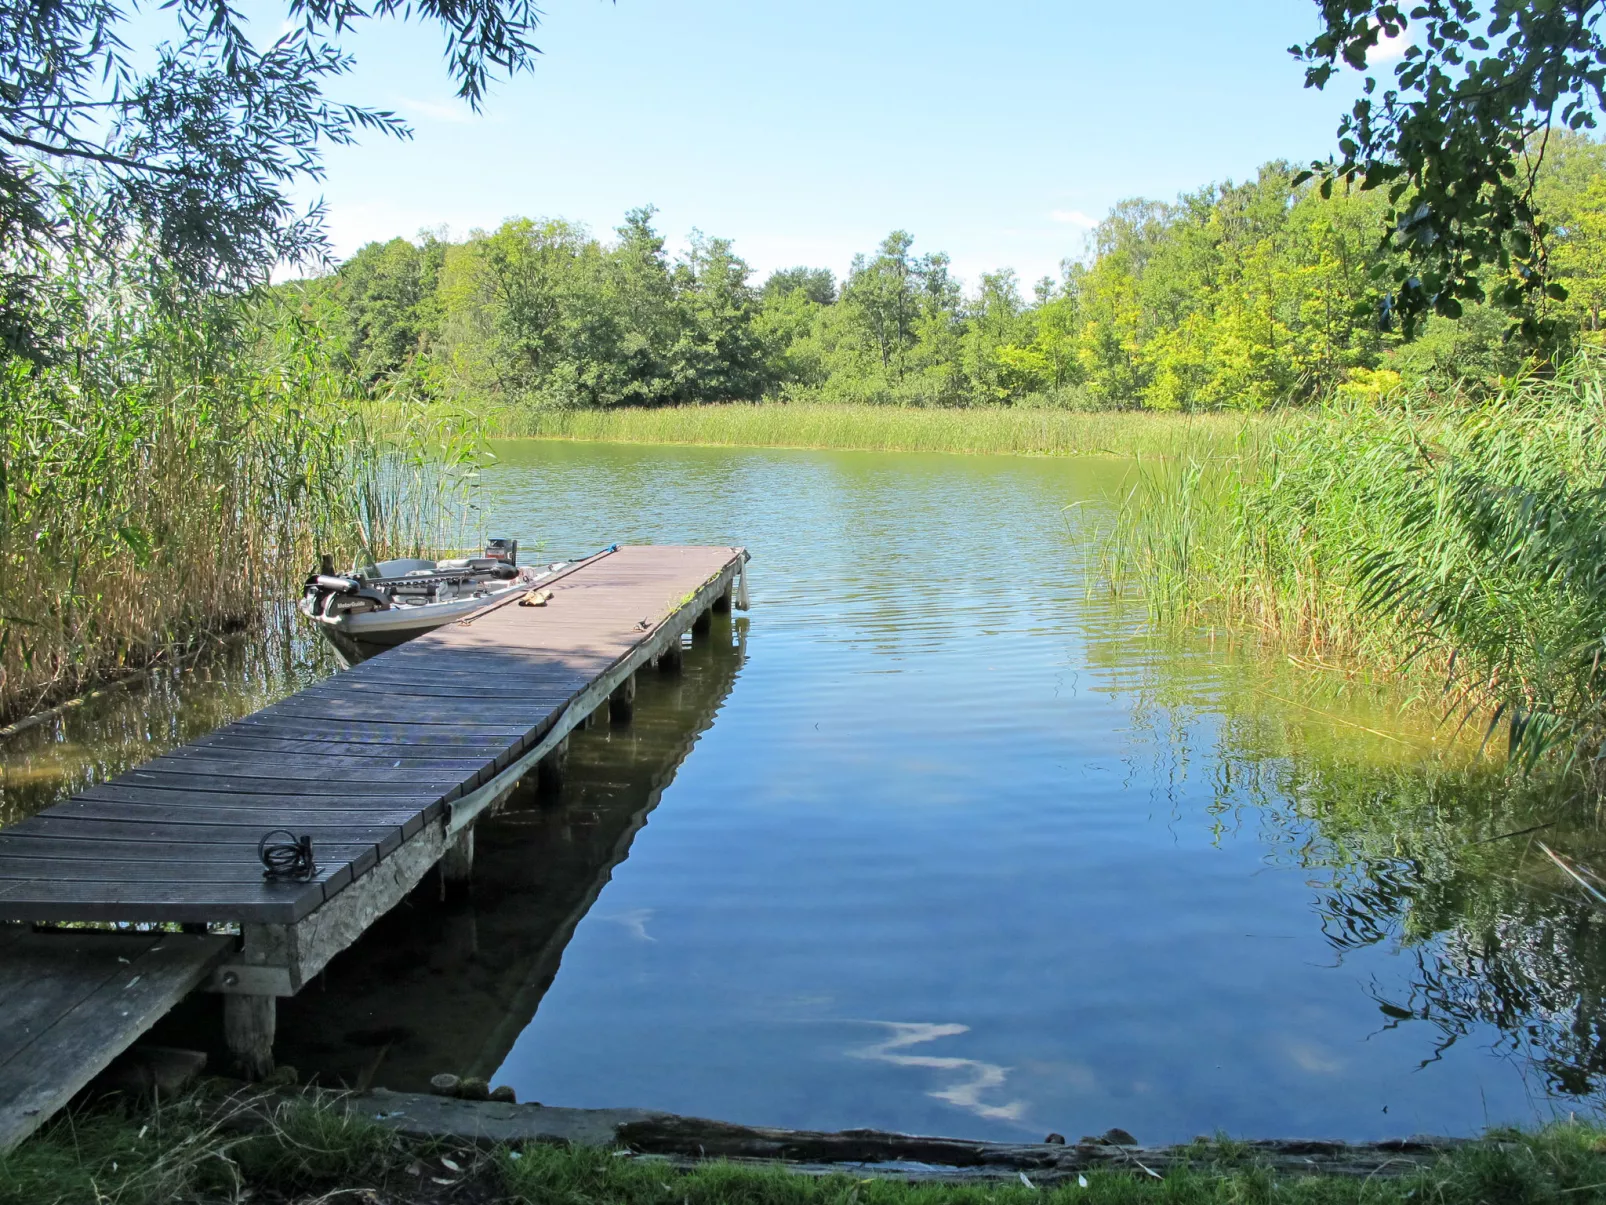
[{"left": 278, "top": 0, "right": 1402, "bottom": 287}]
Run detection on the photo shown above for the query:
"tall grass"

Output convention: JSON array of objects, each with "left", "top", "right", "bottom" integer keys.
[
  {"left": 0, "top": 270, "right": 473, "bottom": 726},
  {"left": 1105, "top": 356, "right": 1606, "bottom": 772},
  {"left": 488, "top": 401, "right": 1257, "bottom": 459}
]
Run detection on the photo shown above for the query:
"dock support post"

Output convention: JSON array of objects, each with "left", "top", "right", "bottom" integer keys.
[
  {"left": 224, "top": 994, "right": 276, "bottom": 1080},
  {"left": 538, "top": 735, "right": 569, "bottom": 798},
  {"left": 609, "top": 673, "right": 636, "bottom": 725},
  {"left": 440, "top": 825, "right": 475, "bottom": 898},
  {"left": 712, "top": 584, "right": 733, "bottom": 613},
  {"left": 692, "top": 607, "right": 712, "bottom": 638},
  {"left": 658, "top": 639, "right": 683, "bottom": 674}
]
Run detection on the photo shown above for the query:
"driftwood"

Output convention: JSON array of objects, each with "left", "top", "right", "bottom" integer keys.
[{"left": 615, "top": 1114, "right": 1478, "bottom": 1180}]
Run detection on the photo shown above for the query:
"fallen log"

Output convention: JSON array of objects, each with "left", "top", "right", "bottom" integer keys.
[
  {"left": 300, "top": 1088, "right": 1478, "bottom": 1180},
  {"left": 613, "top": 1113, "right": 1476, "bottom": 1179}
]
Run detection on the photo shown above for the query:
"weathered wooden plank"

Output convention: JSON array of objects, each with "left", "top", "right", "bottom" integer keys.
[
  {"left": 188, "top": 734, "right": 509, "bottom": 760},
  {"left": 232, "top": 714, "right": 532, "bottom": 740},
  {"left": 55, "top": 798, "right": 428, "bottom": 836},
  {"left": 107, "top": 771, "right": 452, "bottom": 797},
  {"left": 0, "top": 836, "right": 382, "bottom": 881},
  {"left": 157, "top": 747, "right": 491, "bottom": 773},
  {"left": 255, "top": 695, "right": 546, "bottom": 725},
  {"left": 0, "top": 933, "right": 160, "bottom": 1046},
  {"left": 0, "top": 932, "right": 230, "bottom": 1151},
  {"left": 0, "top": 855, "right": 349, "bottom": 885},
  {"left": 4, "top": 816, "right": 405, "bottom": 858},
  {"left": 0, "top": 878, "right": 326, "bottom": 924},
  {"left": 340, "top": 662, "right": 601, "bottom": 685}
]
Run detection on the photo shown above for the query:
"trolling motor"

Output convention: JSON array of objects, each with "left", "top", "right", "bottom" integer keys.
[{"left": 304, "top": 553, "right": 393, "bottom": 617}]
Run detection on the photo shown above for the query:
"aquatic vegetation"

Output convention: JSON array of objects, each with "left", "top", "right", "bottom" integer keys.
[
  {"left": 483, "top": 401, "right": 1255, "bottom": 459},
  {"left": 0, "top": 271, "right": 473, "bottom": 726},
  {"left": 1104, "top": 355, "right": 1606, "bottom": 773}
]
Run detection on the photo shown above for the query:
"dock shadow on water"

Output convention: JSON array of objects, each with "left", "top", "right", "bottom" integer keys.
[
  {"left": 9, "top": 439, "right": 1606, "bottom": 1144},
  {"left": 265, "top": 616, "right": 749, "bottom": 1088}
]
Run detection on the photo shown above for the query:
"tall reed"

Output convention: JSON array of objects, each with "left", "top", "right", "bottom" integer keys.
[
  {"left": 1104, "top": 357, "right": 1606, "bottom": 772},
  {"left": 485, "top": 401, "right": 1257, "bottom": 459},
  {"left": 0, "top": 269, "right": 471, "bottom": 725}
]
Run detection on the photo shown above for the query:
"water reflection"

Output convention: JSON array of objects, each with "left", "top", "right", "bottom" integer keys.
[
  {"left": 851, "top": 1023, "right": 1026, "bottom": 1123},
  {"left": 1116, "top": 635, "right": 1606, "bottom": 1112}
]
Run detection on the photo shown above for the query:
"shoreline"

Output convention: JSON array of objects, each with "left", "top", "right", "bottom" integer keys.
[{"left": 6, "top": 1080, "right": 1597, "bottom": 1205}]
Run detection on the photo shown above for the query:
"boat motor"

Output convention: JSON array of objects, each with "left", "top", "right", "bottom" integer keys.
[
  {"left": 303, "top": 568, "right": 392, "bottom": 617},
  {"left": 485, "top": 537, "right": 518, "bottom": 567}
]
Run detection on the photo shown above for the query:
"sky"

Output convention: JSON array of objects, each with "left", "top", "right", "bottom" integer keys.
[{"left": 268, "top": 0, "right": 1405, "bottom": 289}]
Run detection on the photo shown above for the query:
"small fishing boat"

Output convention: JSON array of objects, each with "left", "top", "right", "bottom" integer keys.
[{"left": 299, "top": 537, "right": 563, "bottom": 662}]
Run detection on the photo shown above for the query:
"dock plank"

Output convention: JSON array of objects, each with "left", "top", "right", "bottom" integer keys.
[
  {"left": 0, "top": 546, "right": 743, "bottom": 927},
  {"left": 0, "top": 931, "right": 231, "bottom": 1151}
]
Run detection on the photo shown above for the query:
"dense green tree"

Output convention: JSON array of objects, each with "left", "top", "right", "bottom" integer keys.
[
  {"left": 763, "top": 267, "right": 837, "bottom": 306},
  {"left": 305, "top": 145, "right": 1606, "bottom": 416},
  {"left": 333, "top": 237, "right": 444, "bottom": 382}
]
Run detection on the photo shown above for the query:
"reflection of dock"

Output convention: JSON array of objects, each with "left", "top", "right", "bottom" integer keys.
[
  {"left": 271, "top": 615, "right": 747, "bottom": 1089},
  {"left": 0, "top": 545, "right": 748, "bottom": 1148}
]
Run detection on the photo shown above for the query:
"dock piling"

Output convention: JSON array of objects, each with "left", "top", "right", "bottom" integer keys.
[
  {"left": 224, "top": 993, "right": 276, "bottom": 1080},
  {"left": 440, "top": 826, "right": 475, "bottom": 897},
  {"left": 538, "top": 736, "right": 570, "bottom": 798},
  {"left": 609, "top": 673, "right": 637, "bottom": 725}
]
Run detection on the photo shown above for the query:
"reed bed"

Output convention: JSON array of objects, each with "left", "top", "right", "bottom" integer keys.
[
  {"left": 0, "top": 282, "right": 470, "bottom": 727},
  {"left": 1104, "top": 357, "right": 1606, "bottom": 771},
  {"left": 489, "top": 401, "right": 1257, "bottom": 459}
]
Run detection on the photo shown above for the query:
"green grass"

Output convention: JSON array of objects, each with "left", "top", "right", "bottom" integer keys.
[
  {"left": 1101, "top": 355, "right": 1606, "bottom": 773},
  {"left": 9, "top": 1088, "right": 1606, "bottom": 1205},
  {"left": 482, "top": 402, "right": 1258, "bottom": 459}
]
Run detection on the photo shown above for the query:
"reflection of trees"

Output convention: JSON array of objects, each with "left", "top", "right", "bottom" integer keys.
[
  {"left": 1251, "top": 748, "right": 1606, "bottom": 1103},
  {"left": 1098, "top": 614, "right": 1606, "bottom": 1104}
]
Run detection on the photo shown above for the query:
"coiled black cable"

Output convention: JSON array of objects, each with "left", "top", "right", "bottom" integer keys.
[{"left": 259, "top": 830, "right": 317, "bottom": 881}]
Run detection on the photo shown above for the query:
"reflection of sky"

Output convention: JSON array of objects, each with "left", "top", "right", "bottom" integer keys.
[{"left": 850, "top": 1022, "right": 1025, "bottom": 1123}]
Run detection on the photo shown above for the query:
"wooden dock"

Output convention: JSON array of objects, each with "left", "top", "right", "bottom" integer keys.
[{"left": 0, "top": 544, "right": 747, "bottom": 1145}]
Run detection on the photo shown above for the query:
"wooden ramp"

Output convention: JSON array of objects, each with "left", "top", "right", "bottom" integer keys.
[
  {"left": 0, "top": 544, "right": 748, "bottom": 1137},
  {"left": 0, "top": 928, "right": 230, "bottom": 1150}
]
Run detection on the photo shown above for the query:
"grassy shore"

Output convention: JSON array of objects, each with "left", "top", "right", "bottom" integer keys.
[
  {"left": 7, "top": 1088, "right": 1606, "bottom": 1205},
  {"left": 483, "top": 402, "right": 1258, "bottom": 459},
  {"left": 1102, "top": 358, "right": 1606, "bottom": 773}
]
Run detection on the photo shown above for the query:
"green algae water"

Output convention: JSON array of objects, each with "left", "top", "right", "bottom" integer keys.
[{"left": 5, "top": 441, "right": 1605, "bottom": 1143}]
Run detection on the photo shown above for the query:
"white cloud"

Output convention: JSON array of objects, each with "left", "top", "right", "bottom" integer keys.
[
  {"left": 1049, "top": 209, "right": 1098, "bottom": 229},
  {"left": 397, "top": 97, "right": 479, "bottom": 124}
]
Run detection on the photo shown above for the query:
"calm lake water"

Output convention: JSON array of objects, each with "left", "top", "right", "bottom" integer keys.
[{"left": 5, "top": 440, "right": 1605, "bottom": 1143}]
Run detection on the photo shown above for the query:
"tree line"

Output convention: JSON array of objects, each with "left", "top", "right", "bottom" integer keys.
[{"left": 307, "top": 135, "right": 1606, "bottom": 413}]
